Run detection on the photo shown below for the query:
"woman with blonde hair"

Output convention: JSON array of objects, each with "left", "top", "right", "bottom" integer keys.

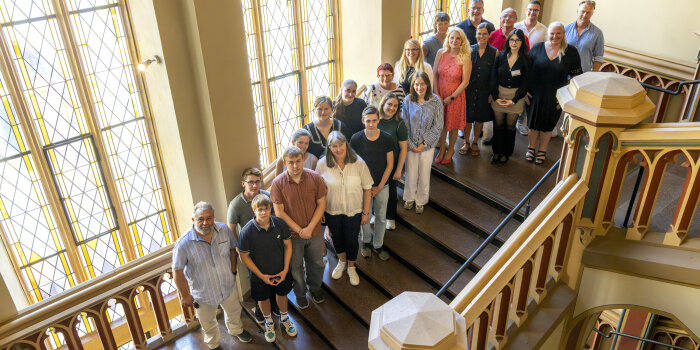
[
  {"left": 526, "top": 22, "right": 582, "bottom": 165},
  {"left": 396, "top": 39, "right": 433, "bottom": 95},
  {"left": 432, "top": 27, "right": 472, "bottom": 164}
]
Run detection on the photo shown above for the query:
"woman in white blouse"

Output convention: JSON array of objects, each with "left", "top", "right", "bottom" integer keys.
[{"left": 315, "top": 131, "right": 373, "bottom": 286}]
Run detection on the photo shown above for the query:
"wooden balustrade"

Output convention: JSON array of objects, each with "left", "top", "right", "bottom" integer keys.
[
  {"left": 0, "top": 246, "right": 193, "bottom": 350},
  {"left": 450, "top": 174, "right": 588, "bottom": 349},
  {"left": 601, "top": 45, "right": 699, "bottom": 123}
]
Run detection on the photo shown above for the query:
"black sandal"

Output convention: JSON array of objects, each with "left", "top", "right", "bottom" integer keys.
[
  {"left": 535, "top": 151, "right": 547, "bottom": 165},
  {"left": 525, "top": 147, "right": 535, "bottom": 162}
]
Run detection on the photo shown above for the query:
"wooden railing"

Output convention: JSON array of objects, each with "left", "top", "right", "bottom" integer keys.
[
  {"left": 601, "top": 45, "right": 699, "bottom": 123},
  {"left": 0, "top": 246, "right": 194, "bottom": 350},
  {"left": 450, "top": 174, "right": 588, "bottom": 348}
]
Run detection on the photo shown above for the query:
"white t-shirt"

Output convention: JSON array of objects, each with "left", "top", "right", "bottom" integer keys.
[
  {"left": 515, "top": 21, "right": 548, "bottom": 45},
  {"left": 315, "top": 157, "right": 373, "bottom": 216}
]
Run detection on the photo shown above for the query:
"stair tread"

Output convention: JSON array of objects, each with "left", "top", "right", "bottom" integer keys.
[
  {"left": 396, "top": 195, "right": 498, "bottom": 269},
  {"left": 287, "top": 289, "right": 368, "bottom": 349},
  {"left": 428, "top": 176, "right": 521, "bottom": 242},
  {"left": 383, "top": 225, "right": 475, "bottom": 297},
  {"left": 241, "top": 300, "right": 329, "bottom": 349},
  {"left": 353, "top": 244, "right": 436, "bottom": 297},
  {"left": 322, "top": 253, "right": 390, "bottom": 325}
]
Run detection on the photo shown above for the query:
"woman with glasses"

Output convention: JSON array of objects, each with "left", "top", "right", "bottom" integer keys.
[
  {"left": 362, "top": 63, "right": 406, "bottom": 110},
  {"left": 489, "top": 29, "right": 530, "bottom": 164},
  {"left": 396, "top": 39, "right": 434, "bottom": 95},
  {"left": 526, "top": 22, "right": 582, "bottom": 165},
  {"left": 433, "top": 27, "right": 471, "bottom": 165}
]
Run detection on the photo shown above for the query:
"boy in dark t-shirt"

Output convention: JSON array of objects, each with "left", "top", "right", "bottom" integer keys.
[
  {"left": 238, "top": 194, "right": 297, "bottom": 343},
  {"left": 350, "top": 106, "right": 394, "bottom": 261}
]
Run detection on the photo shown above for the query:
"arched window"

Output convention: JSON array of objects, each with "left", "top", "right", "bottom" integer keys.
[
  {"left": 241, "top": 0, "right": 341, "bottom": 166},
  {"left": 0, "top": 0, "right": 174, "bottom": 304}
]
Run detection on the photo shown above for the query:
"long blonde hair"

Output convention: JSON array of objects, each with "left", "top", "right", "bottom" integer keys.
[
  {"left": 442, "top": 27, "right": 471, "bottom": 63},
  {"left": 548, "top": 22, "right": 568, "bottom": 58},
  {"left": 397, "top": 39, "right": 427, "bottom": 81}
]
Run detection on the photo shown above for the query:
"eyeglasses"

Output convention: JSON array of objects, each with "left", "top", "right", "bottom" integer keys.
[
  {"left": 509, "top": 38, "right": 522, "bottom": 43},
  {"left": 527, "top": 8, "right": 541, "bottom": 12},
  {"left": 378, "top": 74, "right": 393, "bottom": 78},
  {"left": 469, "top": 6, "right": 483, "bottom": 11},
  {"left": 245, "top": 180, "right": 261, "bottom": 185}
]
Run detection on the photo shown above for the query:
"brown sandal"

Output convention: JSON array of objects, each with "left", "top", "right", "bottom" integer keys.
[{"left": 470, "top": 142, "right": 480, "bottom": 156}]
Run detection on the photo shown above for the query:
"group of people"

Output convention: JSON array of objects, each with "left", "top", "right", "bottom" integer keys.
[
  {"left": 170, "top": 0, "right": 604, "bottom": 347},
  {"left": 420, "top": 0, "right": 601, "bottom": 165}
]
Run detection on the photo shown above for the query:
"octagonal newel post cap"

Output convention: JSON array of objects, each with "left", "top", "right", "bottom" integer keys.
[
  {"left": 557, "top": 72, "right": 656, "bottom": 127},
  {"left": 368, "top": 291, "right": 467, "bottom": 350}
]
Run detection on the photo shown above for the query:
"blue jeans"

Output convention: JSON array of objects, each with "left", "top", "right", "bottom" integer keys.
[{"left": 361, "top": 186, "right": 389, "bottom": 249}]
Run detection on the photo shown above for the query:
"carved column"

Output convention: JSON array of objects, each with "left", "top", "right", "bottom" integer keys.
[{"left": 663, "top": 161, "right": 700, "bottom": 245}]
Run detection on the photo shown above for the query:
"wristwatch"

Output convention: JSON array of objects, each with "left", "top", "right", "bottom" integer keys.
[{"left": 450, "top": 96, "right": 455, "bottom": 101}]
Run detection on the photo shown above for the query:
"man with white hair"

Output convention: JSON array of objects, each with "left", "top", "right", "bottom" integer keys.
[
  {"left": 173, "top": 202, "right": 253, "bottom": 349},
  {"left": 488, "top": 8, "right": 530, "bottom": 52}
]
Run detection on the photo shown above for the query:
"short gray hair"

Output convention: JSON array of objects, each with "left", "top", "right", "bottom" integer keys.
[{"left": 193, "top": 201, "right": 214, "bottom": 216}]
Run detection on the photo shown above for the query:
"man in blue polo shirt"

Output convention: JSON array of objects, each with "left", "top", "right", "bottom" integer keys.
[
  {"left": 172, "top": 202, "right": 252, "bottom": 349},
  {"left": 238, "top": 194, "right": 297, "bottom": 343}
]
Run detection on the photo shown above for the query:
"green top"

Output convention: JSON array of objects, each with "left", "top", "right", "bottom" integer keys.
[{"left": 378, "top": 118, "right": 408, "bottom": 159}]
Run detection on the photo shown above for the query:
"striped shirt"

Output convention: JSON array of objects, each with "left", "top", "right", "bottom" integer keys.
[{"left": 172, "top": 223, "right": 237, "bottom": 306}]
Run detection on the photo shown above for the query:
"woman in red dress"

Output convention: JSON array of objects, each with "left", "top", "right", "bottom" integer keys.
[{"left": 433, "top": 27, "right": 472, "bottom": 164}]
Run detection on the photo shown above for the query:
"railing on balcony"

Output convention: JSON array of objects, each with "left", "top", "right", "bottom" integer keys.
[
  {"left": 449, "top": 174, "right": 588, "bottom": 349},
  {"left": 0, "top": 246, "right": 194, "bottom": 350}
]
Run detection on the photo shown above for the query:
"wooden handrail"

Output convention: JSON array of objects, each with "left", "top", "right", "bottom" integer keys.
[
  {"left": 0, "top": 245, "right": 188, "bottom": 349},
  {"left": 449, "top": 174, "right": 588, "bottom": 347}
]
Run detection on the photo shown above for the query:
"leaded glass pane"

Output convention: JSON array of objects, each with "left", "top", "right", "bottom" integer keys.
[
  {"left": 0, "top": 0, "right": 88, "bottom": 145},
  {"left": 447, "top": 0, "right": 465, "bottom": 25},
  {"left": 420, "top": 0, "right": 439, "bottom": 41},
  {"left": 65, "top": 1, "right": 170, "bottom": 257},
  {"left": 306, "top": 63, "right": 333, "bottom": 110},
  {"left": 251, "top": 83, "right": 269, "bottom": 166},
  {"left": 261, "top": 0, "right": 297, "bottom": 77},
  {"left": 130, "top": 211, "right": 169, "bottom": 257},
  {"left": 0, "top": 72, "right": 72, "bottom": 302},
  {"left": 45, "top": 138, "right": 118, "bottom": 243},
  {"left": 80, "top": 230, "right": 124, "bottom": 278},
  {"left": 270, "top": 75, "right": 301, "bottom": 159},
  {"left": 301, "top": 0, "right": 331, "bottom": 66}
]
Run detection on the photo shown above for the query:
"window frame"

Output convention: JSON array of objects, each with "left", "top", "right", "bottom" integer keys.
[
  {"left": 0, "top": 0, "right": 177, "bottom": 305},
  {"left": 244, "top": 0, "right": 342, "bottom": 167},
  {"left": 411, "top": 0, "right": 468, "bottom": 41}
]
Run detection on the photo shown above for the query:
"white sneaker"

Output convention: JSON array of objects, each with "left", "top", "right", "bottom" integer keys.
[
  {"left": 386, "top": 219, "right": 396, "bottom": 230},
  {"left": 403, "top": 201, "right": 414, "bottom": 210},
  {"left": 264, "top": 322, "right": 276, "bottom": 342},
  {"left": 370, "top": 215, "right": 375, "bottom": 225},
  {"left": 281, "top": 316, "right": 297, "bottom": 337},
  {"left": 347, "top": 266, "right": 360, "bottom": 286},
  {"left": 332, "top": 260, "right": 346, "bottom": 279},
  {"left": 415, "top": 205, "right": 424, "bottom": 214}
]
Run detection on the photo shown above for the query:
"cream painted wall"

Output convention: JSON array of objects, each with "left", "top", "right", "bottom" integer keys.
[
  {"left": 542, "top": 0, "right": 700, "bottom": 65},
  {"left": 340, "top": 0, "right": 411, "bottom": 87},
  {"left": 575, "top": 267, "right": 700, "bottom": 337}
]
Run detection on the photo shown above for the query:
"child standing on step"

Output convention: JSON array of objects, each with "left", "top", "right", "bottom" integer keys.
[{"left": 238, "top": 194, "right": 297, "bottom": 343}]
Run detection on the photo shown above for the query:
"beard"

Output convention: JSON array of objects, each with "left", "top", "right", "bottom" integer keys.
[{"left": 194, "top": 224, "right": 213, "bottom": 236}]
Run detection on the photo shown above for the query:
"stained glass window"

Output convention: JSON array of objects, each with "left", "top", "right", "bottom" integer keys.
[
  {"left": 241, "top": 0, "right": 338, "bottom": 167},
  {"left": 412, "top": 0, "right": 467, "bottom": 41},
  {"left": 0, "top": 0, "right": 172, "bottom": 304}
]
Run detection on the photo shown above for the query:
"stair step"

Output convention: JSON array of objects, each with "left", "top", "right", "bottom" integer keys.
[
  {"left": 396, "top": 195, "right": 498, "bottom": 269},
  {"left": 383, "top": 224, "right": 475, "bottom": 298},
  {"left": 322, "top": 253, "right": 390, "bottom": 326},
  {"left": 429, "top": 175, "right": 521, "bottom": 243},
  {"left": 241, "top": 300, "right": 330, "bottom": 349},
  {"left": 287, "top": 288, "right": 368, "bottom": 349},
  {"left": 353, "top": 243, "right": 437, "bottom": 297}
]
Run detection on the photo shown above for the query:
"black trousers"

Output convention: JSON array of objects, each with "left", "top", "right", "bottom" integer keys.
[{"left": 325, "top": 213, "right": 361, "bottom": 260}]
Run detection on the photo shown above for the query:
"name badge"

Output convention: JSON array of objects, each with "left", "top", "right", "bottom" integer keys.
[{"left": 511, "top": 70, "right": 521, "bottom": 77}]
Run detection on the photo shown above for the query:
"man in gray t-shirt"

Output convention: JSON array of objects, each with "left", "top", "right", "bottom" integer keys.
[{"left": 227, "top": 167, "right": 270, "bottom": 240}]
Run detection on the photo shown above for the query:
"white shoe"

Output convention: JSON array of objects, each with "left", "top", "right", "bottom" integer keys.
[
  {"left": 386, "top": 220, "right": 396, "bottom": 230},
  {"left": 403, "top": 201, "right": 414, "bottom": 210},
  {"left": 332, "top": 260, "right": 346, "bottom": 279},
  {"left": 347, "top": 266, "right": 360, "bottom": 286},
  {"left": 415, "top": 205, "right": 424, "bottom": 214},
  {"left": 370, "top": 215, "right": 375, "bottom": 225}
]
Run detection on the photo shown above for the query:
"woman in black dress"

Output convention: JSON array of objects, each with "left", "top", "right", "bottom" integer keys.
[
  {"left": 526, "top": 22, "right": 582, "bottom": 165},
  {"left": 460, "top": 23, "right": 496, "bottom": 157},
  {"left": 489, "top": 29, "right": 530, "bottom": 164}
]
